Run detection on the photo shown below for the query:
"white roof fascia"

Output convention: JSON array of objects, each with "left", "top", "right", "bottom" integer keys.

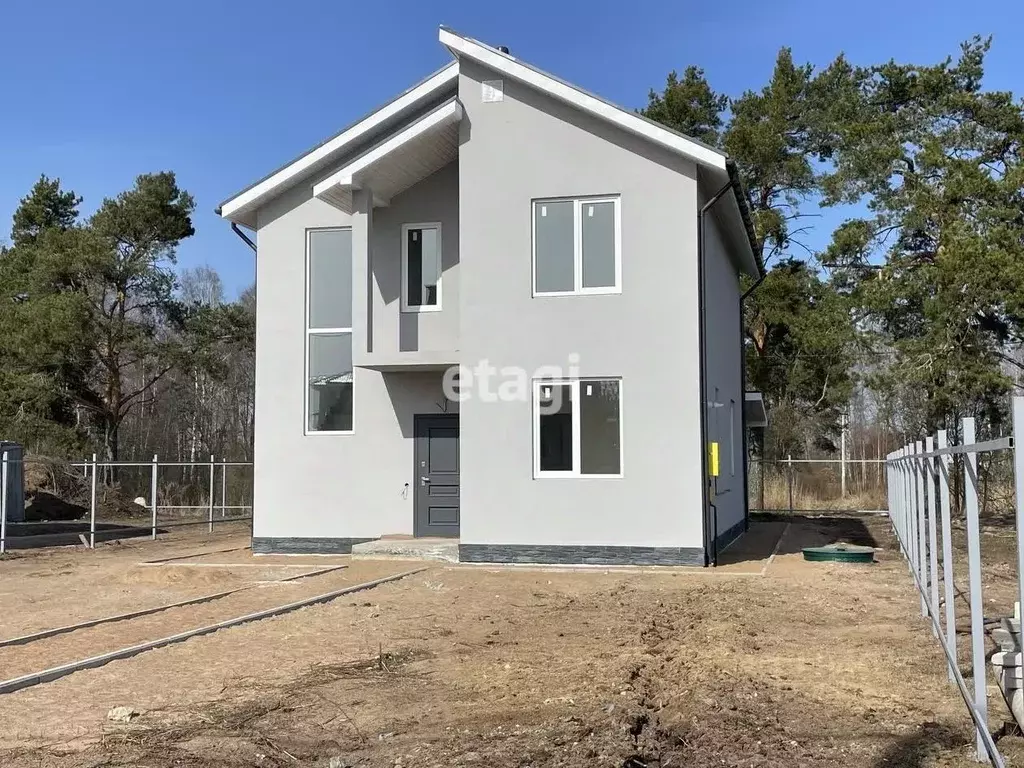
[
  {"left": 219, "top": 63, "right": 458, "bottom": 220},
  {"left": 438, "top": 28, "right": 727, "bottom": 173},
  {"left": 312, "top": 99, "right": 462, "bottom": 199}
]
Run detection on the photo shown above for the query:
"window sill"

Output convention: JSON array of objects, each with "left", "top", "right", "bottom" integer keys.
[
  {"left": 533, "top": 287, "right": 621, "bottom": 298},
  {"left": 534, "top": 472, "right": 624, "bottom": 480},
  {"left": 304, "top": 430, "right": 356, "bottom": 437},
  {"left": 400, "top": 304, "right": 443, "bottom": 314}
]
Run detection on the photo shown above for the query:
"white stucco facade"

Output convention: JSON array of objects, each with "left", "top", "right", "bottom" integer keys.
[{"left": 223, "top": 29, "right": 758, "bottom": 564}]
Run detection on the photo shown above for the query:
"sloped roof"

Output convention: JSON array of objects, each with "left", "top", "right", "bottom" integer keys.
[
  {"left": 217, "top": 63, "right": 458, "bottom": 227},
  {"left": 218, "top": 28, "right": 762, "bottom": 276},
  {"left": 438, "top": 27, "right": 761, "bottom": 276}
]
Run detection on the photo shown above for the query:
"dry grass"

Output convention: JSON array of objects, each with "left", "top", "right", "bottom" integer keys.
[{"left": 756, "top": 472, "right": 888, "bottom": 511}]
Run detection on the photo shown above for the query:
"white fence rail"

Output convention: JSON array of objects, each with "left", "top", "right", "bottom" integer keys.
[
  {"left": 885, "top": 399, "right": 1024, "bottom": 767},
  {"left": 0, "top": 454, "right": 253, "bottom": 553}
]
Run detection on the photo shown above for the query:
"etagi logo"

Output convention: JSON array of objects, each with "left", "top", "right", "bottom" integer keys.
[{"left": 442, "top": 354, "right": 580, "bottom": 412}]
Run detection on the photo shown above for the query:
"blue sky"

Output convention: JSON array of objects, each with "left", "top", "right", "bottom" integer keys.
[{"left": 1, "top": 0, "right": 1021, "bottom": 298}]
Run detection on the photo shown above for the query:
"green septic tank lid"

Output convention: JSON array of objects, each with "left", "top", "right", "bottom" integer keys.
[{"left": 802, "top": 543, "right": 875, "bottom": 563}]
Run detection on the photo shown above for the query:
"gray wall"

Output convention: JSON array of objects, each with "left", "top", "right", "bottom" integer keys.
[
  {"left": 254, "top": 182, "right": 456, "bottom": 540},
  {"left": 702, "top": 206, "right": 745, "bottom": 541},
  {"left": 370, "top": 161, "right": 460, "bottom": 356},
  {"left": 457, "top": 60, "right": 706, "bottom": 549}
]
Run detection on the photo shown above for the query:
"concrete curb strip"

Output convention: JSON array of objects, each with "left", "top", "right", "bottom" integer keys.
[
  {"left": 0, "top": 564, "right": 349, "bottom": 649},
  {"left": 0, "top": 566, "right": 428, "bottom": 695}
]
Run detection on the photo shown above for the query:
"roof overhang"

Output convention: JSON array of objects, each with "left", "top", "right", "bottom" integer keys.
[
  {"left": 744, "top": 392, "right": 768, "bottom": 429},
  {"left": 313, "top": 99, "right": 462, "bottom": 213},
  {"left": 438, "top": 27, "right": 762, "bottom": 277},
  {"left": 217, "top": 63, "right": 459, "bottom": 226}
]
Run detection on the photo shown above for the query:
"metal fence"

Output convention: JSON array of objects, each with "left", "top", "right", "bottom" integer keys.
[
  {"left": 749, "top": 457, "right": 888, "bottom": 513},
  {"left": 885, "top": 398, "right": 1024, "bottom": 767},
  {"left": 0, "top": 453, "right": 254, "bottom": 553}
]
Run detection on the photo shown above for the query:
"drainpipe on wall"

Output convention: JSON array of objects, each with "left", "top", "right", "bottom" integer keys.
[{"left": 231, "top": 222, "right": 257, "bottom": 253}]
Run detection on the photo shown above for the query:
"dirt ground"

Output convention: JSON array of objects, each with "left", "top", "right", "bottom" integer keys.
[{"left": 0, "top": 515, "right": 1021, "bottom": 767}]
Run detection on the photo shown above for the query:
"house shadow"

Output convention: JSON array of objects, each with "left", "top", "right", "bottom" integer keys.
[
  {"left": 751, "top": 511, "right": 880, "bottom": 557},
  {"left": 717, "top": 512, "right": 882, "bottom": 567}
]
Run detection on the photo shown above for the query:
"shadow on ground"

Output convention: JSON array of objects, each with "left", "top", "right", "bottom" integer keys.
[
  {"left": 872, "top": 721, "right": 967, "bottom": 767},
  {"left": 714, "top": 512, "right": 886, "bottom": 568},
  {"left": 3, "top": 521, "right": 163, "bottom": 550},
  {"left": 751, "top": 511, "right": 882, "bottom": 556}
]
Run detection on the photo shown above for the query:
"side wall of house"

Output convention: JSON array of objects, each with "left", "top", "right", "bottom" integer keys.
[
  {"left": 456, "top": 60, "right": 706, "bottom": 564},
  {"left": 703, "top": 207, "right": 746, "bottom": 550},
  {"left": 252, "top": 183, "right": 453, "bottom": 551}
]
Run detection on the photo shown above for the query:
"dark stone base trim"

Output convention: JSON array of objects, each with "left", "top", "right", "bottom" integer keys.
[
  {"left": 252, "top": 536, "right": 377, "bottom": 555},
  {"left": 715, "top": 519, "right": 746, "bottom": 555},
  {"left": 458, "top": 543, "right": 704, "bottom": 567}
]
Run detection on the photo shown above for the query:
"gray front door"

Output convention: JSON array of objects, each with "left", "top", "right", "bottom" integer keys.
[{"left": 413, "top": 414, "right": 460, "bottom": 537}]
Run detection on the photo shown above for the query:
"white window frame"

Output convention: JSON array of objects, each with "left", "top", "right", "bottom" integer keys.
[
  {"left": 532, "top": 378, "right": 624, "bottom": 479},
  {"left": 401, "top": 221, "right": 443, "bottom": 313},
  {"left": 304, "top": 227, "right": 354, "bottom": 436},
  {"left": 532, "top": 196, "right": 622, "bottom": 297}
]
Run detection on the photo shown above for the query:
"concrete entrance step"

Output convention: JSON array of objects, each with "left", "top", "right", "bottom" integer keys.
[{"left": 351, "top": 537, "right": 459, "bottom": 563}]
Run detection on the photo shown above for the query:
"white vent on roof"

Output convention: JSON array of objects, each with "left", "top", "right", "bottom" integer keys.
[{"left": 481, "top": 79, "right": 504, "bottom": 103}]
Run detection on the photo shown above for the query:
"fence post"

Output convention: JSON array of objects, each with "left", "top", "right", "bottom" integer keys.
[
  {"left": 926, "top": 435, "right": 940, "bottom": 637},
  {"left": 904, "top": 445, "right": 913, "bottom": 574},
  {"left": 1013, "top": 398, "right": 1024, "bottom": 686},
  {"left": 914, "top": 440, "right": 928, "bottom": 618},
  {"left": 901, "top": 447, "right": 909, "bottom": 559},
  {"left": 893, "top": 451, "right": 904, "bottom": 557},
  {"left": 89, "top": 453, "right": 98, "bottom": 549},
  {"left": 896, "top": 450, "right": 905, "bottom": 557},
  {"left": 962, "top": 417, "right": 988, "bottom": 761},
  {"left": 787, "top": 454, "right": 793, "bottom": 513},
  {"left": 909, "top": 443, "right": 918, "bottom": 576},
  {"left": 937, "top": 429, "right": 955, "bottom": 683},
  {"left": 840, "top": 412, "right": 847, "bottom": 498},
  {"left": 151, "top": 454, "right": 158, "bottom": 541},
  {"left": 0, "top": 448, "right": 7, "bottom": 556},
  {"left": 208, "top": 454, "right": 215, "bottom": 533},
  {"left": 221, "top": 458, "right": 227, "bottom": 518}
]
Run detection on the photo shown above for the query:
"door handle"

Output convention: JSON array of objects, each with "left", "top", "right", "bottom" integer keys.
[{"left": 420, "top": 476, "right": 431, "bottom": 485}]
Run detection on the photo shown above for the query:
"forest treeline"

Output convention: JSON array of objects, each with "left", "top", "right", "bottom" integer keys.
[
  {"left": 2, "top": 35, "right": 1023, "bottom": 464},
  {"left": 0, "top": 174, "right": 254, "bottom": 463},
  {"left": 642, "top": 35, "right": 1024, "bottom": 460}
]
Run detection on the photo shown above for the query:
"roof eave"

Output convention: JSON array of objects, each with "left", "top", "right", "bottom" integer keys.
[
  {"left": 217, "top": 62, "right": 459, "bottom": 222},
  {"left": 725, "top": 160, "right": 764, "bottom": 278},
  {"left": 437, "top": 27, "right": 728, "bottom": 173}
]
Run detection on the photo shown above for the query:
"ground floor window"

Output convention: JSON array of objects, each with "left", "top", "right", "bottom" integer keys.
[{"left": 534, "top": 378, "right": 622, "bottom": 477}]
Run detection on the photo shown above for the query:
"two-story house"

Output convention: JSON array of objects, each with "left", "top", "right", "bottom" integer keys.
[{"left": 217, "top": 28, "right": 764, "bottom": 566}]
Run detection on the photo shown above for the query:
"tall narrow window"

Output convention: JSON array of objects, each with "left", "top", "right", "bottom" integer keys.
[
  {"left": 533, "top": 196, "right": 620, "bottom": 295},
  {"left": 534, "top": 379, "right": 622, "bottom": 477},
  {"left": 306, "top": 228, "right": 353, "bottom": 433},
  {"left": 402, "top": 223, "right": 442, "bottom": 312}
]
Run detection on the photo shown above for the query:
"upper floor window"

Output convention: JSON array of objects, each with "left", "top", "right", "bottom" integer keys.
[
  {"left": 533, "top": 196, "right": 621, "bottom": 296},
  {"left": 306, "top": 228, "right": 353, "bottom": 434},
  {"left": 402, "top": 222, "right": 442, "bottom": 312}
]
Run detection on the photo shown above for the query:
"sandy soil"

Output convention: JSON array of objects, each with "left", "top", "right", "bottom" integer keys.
[{"left": 0, "top": 515, "right": 1020, "bottom": 767}]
